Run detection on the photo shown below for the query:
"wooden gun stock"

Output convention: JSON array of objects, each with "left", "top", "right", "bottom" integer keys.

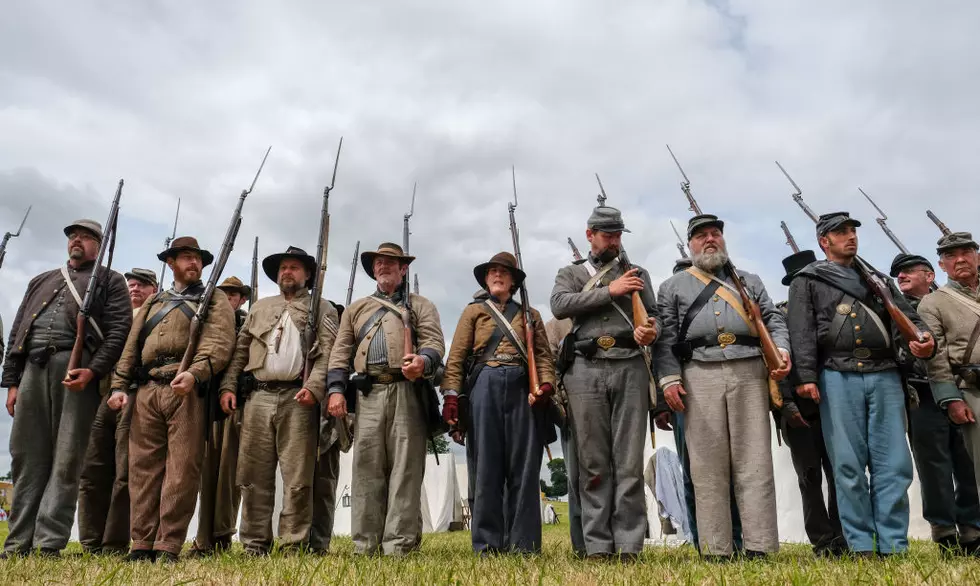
[
  {"left": 856, "top": 257, "right": 925, "bottom": 344},
  {"left": 727, "top": 263, "right": 786, "bottom": 408},
  {"left": 631, "top": 291, "right": 649, "bottom": 329},
  {"left": 402, "top": 309, "right": 414, "bottom": 365},
  {"left": 178, "top": 317, "right": 202, "bottom": 375},
  {"left": 67, "top": 314, "right": 88, "bottom": 374}
]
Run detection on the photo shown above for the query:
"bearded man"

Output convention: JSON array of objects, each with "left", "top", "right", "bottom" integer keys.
[{"left": 1, "top": 220, "right": 131, "bottom": 558}]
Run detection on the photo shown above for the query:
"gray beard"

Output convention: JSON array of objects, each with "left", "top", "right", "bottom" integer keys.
[{"left": 693, "top": 249, "right": 729, "bottom": 273}]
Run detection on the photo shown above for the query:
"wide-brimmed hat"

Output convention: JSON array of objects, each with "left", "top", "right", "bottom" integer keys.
[
  {"left": 587, "top": 206, "right": 630, "bottom": 233},
  {"left": 360, "top": 242, "right": 415, "bottom": 280},
  {"left": 157, "top": 236, "right": 214, "bottom": 267},
  {"left": 262, "top": 246, "right": 316, "bottom": 289},
  {"left": 124, "top": 268, "right": 158, "bottom": 288},
  {"left": 816, "top": 212, "right": 861, "bottom": 237},
  {"left": 781, "top": 250, "right": 817, "bottom": 286},
  {"left": 217, "top": 275, "right": 252, "bottom": 298},
  {"left": 936, "top": 232, "right": 979, "bottom": 255},
  {"left": 64, "top": 219, "right": 103, "bottom": 242},
  {"left": 473, "top": 252, "right": 526, "bottom": 291},
  {"left": 889, "top": 253, "right": 934, "bottom": 278},
  {"left": 687, "top": 214, "right": 725, "bottom": 240}
]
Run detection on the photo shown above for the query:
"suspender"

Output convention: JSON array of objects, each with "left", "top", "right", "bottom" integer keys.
[{"left": 354, "top": 307, "right": 389, "bottom": 349}]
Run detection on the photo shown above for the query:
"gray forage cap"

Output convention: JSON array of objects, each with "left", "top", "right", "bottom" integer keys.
[
  {"left": 124, "top": 268, "right": 158, "bottom": 288},
  {"left": 63, "top": 219, "right": 103, "bottom": 241},
  {"left": 587, "top": 206, "right": 630, "bottom": 233},
  {"left": 686, "top": 214, "right": 724, "bottom": 240},
  {"left": 815, "top": 212, "right": 861, "bottom": 237},
  {"left": 936, "top": 232, "right": 979, "bottom": 254}
]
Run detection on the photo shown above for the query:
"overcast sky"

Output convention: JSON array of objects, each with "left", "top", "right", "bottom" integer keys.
[{"left": 1, "top": 1, "right": 978, "bottom": 474}]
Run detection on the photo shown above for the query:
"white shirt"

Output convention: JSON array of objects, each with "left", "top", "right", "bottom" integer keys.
[{"left": 253, "top": 310, "right": 304, "bottom": 382}]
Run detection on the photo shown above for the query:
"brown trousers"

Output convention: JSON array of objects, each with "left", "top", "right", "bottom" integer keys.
[
  {"left": 192, "top": 407, "right": 243, "bottom": 550},
  {"left": 77, "top": 393, "right": 134, "bottom": 552},
  {"left": 128, "top": 381, "right": 205, "bottom": 554}
]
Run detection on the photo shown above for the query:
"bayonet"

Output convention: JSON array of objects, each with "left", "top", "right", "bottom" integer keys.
[
  {"left": 159, "top": 198, "right": 181, "bottom": 291},
  {"left": 0, "top": 205, "right": 31, "bottom": 271},
  {"left": 670, "top": 220, "right": 689, "bottom": 259},
  {"left": 595, "top": 173, "right": 607, "bottom": 207},
  {"left": 666, "top": 145, "right": 702, "bottom": 214},
  {"left": 859, "top": 188, "right": 909, "bottom": 254},
  {"left": 775, "top": 161, "right": 819, "bottom": 223}
]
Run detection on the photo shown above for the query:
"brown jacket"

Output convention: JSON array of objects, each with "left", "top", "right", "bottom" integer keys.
[
  {"left": 327, "top": 291, "right": 444, "bottom": 386},
  {"left": 442, "top": 298, "right": 556, "bottom": 394},
  {"left": 219, "top": 289, "right": 338, "bottom": 401},
  {"left": 2, "top": 262, "right": 131, "bottom": 387},
  {"left": 111, "top": 283, "right": 236, "bottom": 390}
]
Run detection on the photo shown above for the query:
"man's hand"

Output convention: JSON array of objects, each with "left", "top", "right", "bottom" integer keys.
[
  {"left": 634, "top": 317, "right": 657, "bottom": 347},
  {"left": 786, "top": 411, "right": 810, "bottom": 428},
  {"left": 770, "top": 349, "right": 792, "bottom": 382},
  {"left": 948, "top": 400, "right": 977, "bottom": 425},
  {"left": 295, "top": 388, "right": 316, "bottom": 407},
  {"left": 451, "top": 430, "right": 465, "bottom": 446},
  {"left": 220, "top": 392, "right": 237, "bottom": 414},
  {"left": 608, "top": 268, "right": 644, "bottom": 297},
  {"left": 664, "top": 383, "right": 686, "bottom": 412},
  {"left": 654, "top": 411, "right": 673, "bottom": 431},
  {"left": 170, "top": 371, "right": 196, "bottom": 396},
  {"left": 401, "top": 354, "right": 426, "bottom": 381},
  {"left": 909, "top": 333, "right": 935, "bottom": 359},
  {"left": 442, "top": 395, "right": 459, "bottom": 426},
  {"left": 6, "top": 387, "right": 17, "bottom": 417},
  {"left": 327, "top": 393, "right": 348, "bottom": 418},
  {"left": 63, "top": 368, "right": 96, "bottom": 392},
  {"left": 107, "top": 391, "right": 128, "bottom": 411},
  {"left": 796, "top": 383, "right": 820, "bottom": 404},
  {"left": 529, "top": 383, "right": 555, "bottom": 406}
]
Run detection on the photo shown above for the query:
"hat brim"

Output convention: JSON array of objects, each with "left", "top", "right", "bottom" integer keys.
[
  {"left": 64, "top": 224, "right": 102, "bottom": 242},
  {"left": 124, "top": 272, "right": 157, "bottom": 287},
  {"left": 218, "top": 284, "right": 252, "bottom": 298},
  {"left": 473, "top": 261, "right": 526, "bottom": 292},
  {"left": 819, "top": 218, "right": 862, "bottom": 236},
  {"left": 157, "top": 247, "right": 214, "bottom": 267},
  {"left": 688, "top": 219, "right": 725, "bottom": 240},
  {"left": 592, "top": 226, "right": 631, "bottom": 234},
  {"left": 360, "top": 251, "right": 416, "bottom": 280},
  {"left": 262, "top": 253, "right": 317, "bottom": 289}
]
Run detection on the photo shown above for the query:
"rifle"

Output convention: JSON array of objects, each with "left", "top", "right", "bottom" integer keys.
[
  {"left": 413, "top": 274, "right": 419, "bottom": 295},
  {"left": 859, "top": 188, "right": 910, "bottom": 254},
  {"left": 780, "top": 163, "right": 927, "bottom": 344},
  {"left": 66, "top": 180, "right": 123, "bottom": 375},
  {"left": 178, "top": 146, "right": 271, "bottom": 375},
  {"left": 781, "top": 221, "right": 800, "bottom": 254},
  {"left": 402, "top": 183, "right": 416, "bottom": 365},
  {"left": 670, "top": 220, "right": 689, "bottom": 259},
  {"left": 927, "top": 210, "right": 952, "bottom": 236},
  {"left": 249, "top": 237, "right": 259, "bottom": 306},
  {"left": 159, "top": 198, "right": 181, "bottom": 292},
  {"left": 665, "top": 150, "right": 787, "bottom": 380},
  {"left": 595, "top": 173, "right": 649, "bottom": 327},
  {"left": 346, "top": 241, "right": 360, "bottom": 306},
  {"left": 567, "top": 237, "right": 583, "bottom": 261},
  {"left": 667, "top": 144, "right": 697, "bottom": 214},
  {"left": 0, "top": 206, "right": 31, "bottom": 271}
]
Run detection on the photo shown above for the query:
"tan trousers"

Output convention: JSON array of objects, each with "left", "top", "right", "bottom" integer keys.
[
  {"left": 683, "top": 358, "right": 778, "bottom": 555},
  {"left": 128, "top": 381, "right": 205, "bottom": 555},
  {"left": 192, "top": 406, "right": 243, "bottom": 550},
  {"left": 960, "top": 388, "right": 980, "bottom": 498},
  {"left": 351, "top": 381, "right": 427, "bottom": 556},
  {"left": 237, "top": 387, "right": 317, "bottom": 552}
]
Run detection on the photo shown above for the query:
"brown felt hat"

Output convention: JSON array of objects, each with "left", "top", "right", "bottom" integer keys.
[
  {"left": 157, "top": 236, "right": 214, "bottom": 267},
  {"left": 360, "top": 242, "right": 415, "bottom": 280},
  {"left": 263, "top": 246, "right": 316, "bottom": 289},
  {"left": 473, "top": 251, "right": 526, "bottom": 291},
  {"left": 217, "top": 275, "right": 252, "bottom": 298}
]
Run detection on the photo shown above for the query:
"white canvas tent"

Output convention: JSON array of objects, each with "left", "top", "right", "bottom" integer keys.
[{"left": 421, "top": 453, "right": 463, "bottom": 533}]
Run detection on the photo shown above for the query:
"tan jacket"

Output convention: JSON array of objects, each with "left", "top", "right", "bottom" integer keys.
[
  {"left": 112, "top": 285, "right": 236, "bottom": 390},
  {"left": 919, "top": 281, "right": 980, "bottom": 404},
  {"left": 219, "top": 290, "right": 338, "bottom": 401},
  {"left": 544, "top": 317, "right": 573, "bottom": 358},
  {"left": 328, "top": 292, "right": 444, "bottom": 375},
  {"left": 442, "top": 299, "right": 556, "bottom": 394}
]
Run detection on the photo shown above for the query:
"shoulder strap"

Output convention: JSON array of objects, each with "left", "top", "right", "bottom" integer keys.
[
  {"left": 685, "top": 267, "right": 757, "bottom": 335},
  {"left": 60, "top": 265, "right": 104, "bottom": 341},
  {"left": 138, "top": 298, "right": 196, "bottom": 351},
  {"left": 483, "top": 301, "right": 526, "bottom": 361},
  {"left": 938, "top": 286, "right": 980, "bottom": 318},
  {"left": 679, "top": 280, "right": 722, "bottom": 342},
  {"left": 371, "top": 296, "right": 405, "bottom": 317},
  {"left": 354, "top": 306, "right": 389, "bottom": 349}
]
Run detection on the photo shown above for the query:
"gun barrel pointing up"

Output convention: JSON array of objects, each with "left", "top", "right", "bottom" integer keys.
[{"left": 926, "top": 210, "right": 952, "bottom": 236}]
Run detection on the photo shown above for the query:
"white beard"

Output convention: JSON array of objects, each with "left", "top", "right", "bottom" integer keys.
[{"left": 693, "top": 248, "right": 729, "bottom": 273}]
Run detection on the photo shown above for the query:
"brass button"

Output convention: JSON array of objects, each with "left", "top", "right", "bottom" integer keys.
[
  {"left": 854, "top": 325, "right": 861, "bottom": 331},
  {"left": 718, "top": 326, "right": 725, "bottom": 332},
  {"left": 720, "top": 344, "right": 727, "bottom": 349},
  {"left": 31, "top": 313, "right": 36, "bottom": 318},
  {"left": 857, "top": 362, "right": 864, "bottom": 368},
  {"left": 713, "top": 296, "right": 720, "bottom": 302},
  {"left": 42, "top": 301, "right": 46, "bottom": 306},
  {"left": 856, "top": 339, "right": 863, "bottom": 345},
  {"left": 850, "top": 312, "right": 857, "bottom": 318},
  {"left": 714, "top": 311, "right": 721, "bottom": 316}
]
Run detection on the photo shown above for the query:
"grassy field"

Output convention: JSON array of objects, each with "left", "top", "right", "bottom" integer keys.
[{"left": 1, "top": 503, "right": 979, "bottom": 585}]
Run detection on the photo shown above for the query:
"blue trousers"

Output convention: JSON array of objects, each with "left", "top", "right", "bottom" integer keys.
[{"left": 818, "top": 368, "right": 913, "bottom": 553}]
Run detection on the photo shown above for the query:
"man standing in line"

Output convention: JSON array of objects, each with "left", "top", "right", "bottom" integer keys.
[
  {"left": 77, "top": 267, "right": 158, "bottom": 555},
  {"left": 1, "top": 220, "right": 131, "bottom": 558},
  {"left": 326, "top": 243, "right": 445, "bottom": 557},
  {"left": 787, "top": 212, "right": 934, "bottom": 557},
  {"left": 550, "top": 206, "right": 658, "bottom": 560},
  {"left": 892, "top": 251, "right": 980, "bottom": 555}
]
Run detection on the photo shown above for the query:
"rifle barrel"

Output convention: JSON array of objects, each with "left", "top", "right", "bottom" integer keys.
[
  {"left": 567, "top": 237, "right": 583, "bottom": 262},
  {"left": 346, "top": 241, "right": 360, "bottom": 306},
  {"left": 926, "top": 210, "right": 952, "bottom": 236},
  {"left": 780, "top": 221, "right": 801, "bottom": 254},
  {"left": 250, "top": 236, "right": 259, "bottom": 305}
]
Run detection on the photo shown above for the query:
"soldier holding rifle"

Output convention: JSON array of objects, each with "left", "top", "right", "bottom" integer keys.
[
  {"left": 1, "top": 214, "right": 131, "bottom": 558},
  {"left": 549, "top": 204, "right": 658, "bottom": 561}
]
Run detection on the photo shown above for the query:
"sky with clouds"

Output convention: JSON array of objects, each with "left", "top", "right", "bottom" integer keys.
[{"left": 1, "top": 1, "right": 978, "bottom": 474}]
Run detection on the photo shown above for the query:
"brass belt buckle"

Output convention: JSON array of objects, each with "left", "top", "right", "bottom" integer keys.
[
  {"left": 376, "top": 373, "right": 394, "bottom": 384},
  {"left": 853, "top": 348, "right": 872, "bottom": 359},
  {"left": 717, "top": 332, "right": 737, "bottom": 346},
  {"left": 495, "top": 353, "right": 514, "bottom": 362},
  {"left": 596, "top": 335, "right": 616, "bottom": 350}
]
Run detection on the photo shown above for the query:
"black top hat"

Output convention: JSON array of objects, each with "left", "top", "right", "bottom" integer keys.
[{"left": 781, "top": 250, "right": 817, "bottom": 286}]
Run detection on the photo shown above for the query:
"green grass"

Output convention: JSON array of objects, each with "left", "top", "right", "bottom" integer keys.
[{"left": 1, "top": 503, "right": 979, "bottom": 584}]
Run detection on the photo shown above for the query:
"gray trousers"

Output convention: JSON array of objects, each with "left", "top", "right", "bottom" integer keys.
[
  {"left": 683, "top": 358, "right": 778, "bottom": 555},
  {"left": 351, "top": 380, "right": 426, "bottom": 556},
  {"left": 77, "top": 392, "right": 134, "bottom": 552},
  {"left": 564, "top": 355, "right": 649, "bottom": 556},
  {"left": 469, "top": 365, "right": 543, "bottom": 553},
  {"left": 310, "top": 432, "right": 341, "bottom": 551},
  {"left": 560, "top": 421, "right": 585, "bottom": 556},
  {"left": 4, "top": 351, "right": 101, "bottom": 553},
  {"left": 957, "top": 388, "right": 980, "bottom": 525}
]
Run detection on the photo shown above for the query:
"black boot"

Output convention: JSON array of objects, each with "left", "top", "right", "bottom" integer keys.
[{"left": 125, "top": 549, "right": 156, "bottom": 563}]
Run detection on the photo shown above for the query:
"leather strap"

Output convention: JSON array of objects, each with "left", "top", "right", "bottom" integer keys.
[
  {"left": 679, "top": 280, "right": 722, "bottom": 344},
  {"left": 138, "top": 299, "right": 195, "bottom": 351},
  {"left": 685, "top": 266, "right": 757, "bottom": 335},
  {"left": 60, "top": 265, "right": 104, "bottom": 340},
  {"left": 483, "top": 300, "right": 526, "bottom": 361},
  {"left": 354, "top": 307, "right": 388, "bottom": 350}
]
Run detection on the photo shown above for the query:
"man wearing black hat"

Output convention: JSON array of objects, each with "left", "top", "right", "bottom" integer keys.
[
  {"left": 550, "top": 206, "right": 658, "bottom": 560},
  {"left": 1, "top": 220, "right": 131, "bottom": 558},
  {"left": 778, "top": 250, "right": 846, "bottom": 557},
  {"left": 892, "top": 252, "right": 980, "bottom": 554},
  {"left": 326, "top": 242, "right": 445, "bottom": 556},
  {"left": 919, "top": 231, "right": 980, "bottom": 547},
  {"left": 216, "top": 246, "right": 338, "bottom": 555},
  {"left": 77, "top": 267, "right": 159, "bottom": 555},
  {"left": 786, "top": 213, "right": 934, "bottom": 556},
  {"left": 442, "top": 252, "right": 556, "bottom": 554},
  {"left": 655, "top": 214, "right": 789, "bottom": 559},
  {"left": 108, "top": 236, "right": 235, "bottom": 562}
]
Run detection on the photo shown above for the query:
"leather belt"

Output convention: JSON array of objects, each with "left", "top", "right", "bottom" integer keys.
[
  {"left": 367, "top": 370, "right": 407, "bottom": 385},
  {"left": 256, "top": 379, "right": 303, "bottom": 391},
  {"left": 827, "top": 348, "right": 892, "bottom": 360},
  {"left": 688, "top": 333, "right": 760, "bottom": 350}
]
